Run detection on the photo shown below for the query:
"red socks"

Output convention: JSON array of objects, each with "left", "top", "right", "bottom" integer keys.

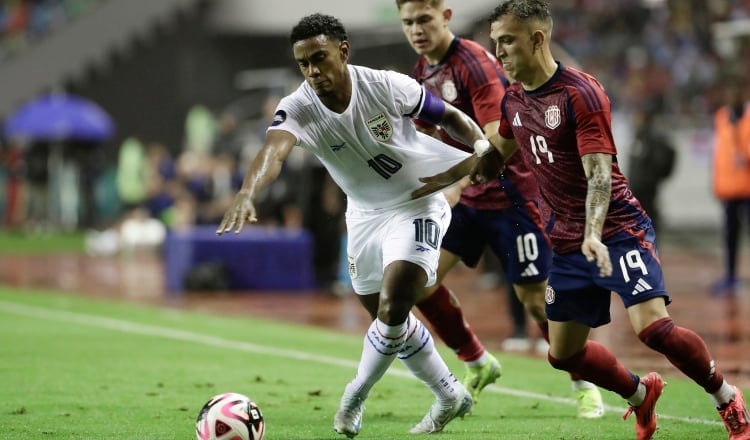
[
  {"left": 639, "top": 317, "right": 724, "bottom": 393},
  {"left": 548, "top": 341, "right": 640, "bottom": 398},
  {"left": 537, "top": 321, "right": 584, "bottom": 382},
  {"left": 547, "top": 317, "right": 725, "bottom": 398},
  {"left": 416, "top": 284, "right": 484, "bottom": 362}
]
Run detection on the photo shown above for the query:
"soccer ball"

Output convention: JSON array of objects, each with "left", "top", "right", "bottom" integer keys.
[{"left": 196, "top": 392, "right": 265, "bottom": 440}]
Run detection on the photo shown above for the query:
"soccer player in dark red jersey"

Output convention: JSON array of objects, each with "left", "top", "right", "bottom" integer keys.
[
  {"left": 396, "top": 0, "right": 604, "bottom": 417},
  {"left": 413, "top": 1, "right": 750, "bottom": 439}
]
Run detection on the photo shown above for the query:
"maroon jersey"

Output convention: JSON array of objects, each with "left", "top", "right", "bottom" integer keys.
[
  {"left": 498, "top": 64, "right": 647, "bottom": 254},
  {"left": 411, "top": 37, "right": 538, "bottom": 210}
]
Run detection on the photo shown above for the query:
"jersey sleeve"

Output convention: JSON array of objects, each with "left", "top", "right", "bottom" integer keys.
[
  {"left": 570, "top": 83, "right": 616, "bottom": 156},
  {"left": 388, "top": 70, "right": 425, "bottom": 117},
  {"left": 462, "top": 51, "right": 505, "bottom": 128},
  {"left": 498, "top": 94, "right": 514, "bottom": 139},
  {"left": 266, "top": 96, "right": 301, "bottom": 145}
]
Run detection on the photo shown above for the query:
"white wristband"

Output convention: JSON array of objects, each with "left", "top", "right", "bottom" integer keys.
[{"left": 473, "top": 139, "right": 492, "bottom": 157}]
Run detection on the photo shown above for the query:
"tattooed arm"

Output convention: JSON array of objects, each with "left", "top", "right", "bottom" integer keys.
[{"left": 581, "top": 152, "right": 613, "bottom": 277}]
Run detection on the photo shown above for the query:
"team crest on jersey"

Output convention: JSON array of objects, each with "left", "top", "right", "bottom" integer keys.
[
  {"left": 441, "top": 80, "right": 458, "bottom": 102},
  {"left": 545, "top": 105, "right": 561, "bottom": 129},
  {"left": 545, "top": 285, "right": 555, "bottom": 304},
  {"left": 367, "top": 113, "right": 393, "bottom": 141}
]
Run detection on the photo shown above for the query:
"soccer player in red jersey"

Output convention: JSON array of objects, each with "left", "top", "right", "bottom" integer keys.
[
  {"left": 413, "top": 1, "right": 750, "bottom": 439},
  {"left": 396, "top": 0, "right": 604, "bottom": 417}
]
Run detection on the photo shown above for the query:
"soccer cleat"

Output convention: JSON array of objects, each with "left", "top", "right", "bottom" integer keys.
[
  {"left": 462, "top": 353, "right": 502, "bottom": 402},
  {"left": 333, "top": 393, "right": 365, "bottom": 438},
  {"left": 622, "top": 372, "right": 665, "bottom": 440},
  {"left": 718, "top": 386, "right": 750, "bottom": 439},
  {"left": 409, "top": 386, "right": 473, "bottom": 434},
  {"left": 576, "top": 386, "right": 605, "bottom": 419}
]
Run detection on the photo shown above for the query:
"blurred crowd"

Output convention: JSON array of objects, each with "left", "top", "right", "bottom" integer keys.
[
  {"left": 1, "top": 0, "right": 750, "bottom": 293},
  {"left": 98, "top": 94, "right": 319, "bottom": 233},
  {"left": 0, "top": 0, "right": 105, "bottom": 64},
  {"left": 88, "top": 94, "right": 347, "bottom": 290},
  {"left": 551, "top": 0, "right": 750, "bottom": 120}
]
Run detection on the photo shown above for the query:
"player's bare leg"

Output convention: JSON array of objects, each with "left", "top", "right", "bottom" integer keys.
[{"left": 516, "top": 282, "right": 604, "bottom": 418}]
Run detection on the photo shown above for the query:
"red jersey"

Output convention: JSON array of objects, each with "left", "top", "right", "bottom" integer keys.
[
  {"left": 498, "top": 64, "right": 646, "bottom": 254},
  {"left": 411, "top": 37, "right": 538, "bottom": 210}
]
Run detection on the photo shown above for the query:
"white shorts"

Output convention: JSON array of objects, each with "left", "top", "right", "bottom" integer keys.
[{"left": 345, "top": 194, "right": 452, "bottom": 295}]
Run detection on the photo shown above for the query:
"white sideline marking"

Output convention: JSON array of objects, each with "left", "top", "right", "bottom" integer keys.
[{"left": 0, "top": 300, "right": 722, "bottom": 427}]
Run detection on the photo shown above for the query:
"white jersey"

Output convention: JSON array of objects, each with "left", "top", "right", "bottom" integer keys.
[{"left": 268, "top": 65, "right": 470, "bottom": 211}]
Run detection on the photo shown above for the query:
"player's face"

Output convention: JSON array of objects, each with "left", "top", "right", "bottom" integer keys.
[
  {"left": 399, "top": 2, "right": 451, "bottom": 59},
  {"left": 490, "top": 15, "right": 536, "bottom": 84},
  {"left": 293, "top": 35, "right": 348, "bottom": 97}
]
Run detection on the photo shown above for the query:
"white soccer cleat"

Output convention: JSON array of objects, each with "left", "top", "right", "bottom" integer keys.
[
  {"left": 409, "top": 386, "right": 473, "bottom": 434},
  {"left": 333, "top": 392, "right": 365, "bottom": 438}
]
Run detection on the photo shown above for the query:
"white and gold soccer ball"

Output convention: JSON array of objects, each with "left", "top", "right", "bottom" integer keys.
[{"left": 196, "top": 392, "right": 265, "bottom": 440}]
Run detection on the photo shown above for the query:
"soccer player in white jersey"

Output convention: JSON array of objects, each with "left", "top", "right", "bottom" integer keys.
[{"left": 216, "top": 13, "right": 494, "bottom": 438}]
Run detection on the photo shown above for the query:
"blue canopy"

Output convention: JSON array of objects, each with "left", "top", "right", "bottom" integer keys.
[{"left": 4, "top": 93, "right": 115, "bottom": 142}]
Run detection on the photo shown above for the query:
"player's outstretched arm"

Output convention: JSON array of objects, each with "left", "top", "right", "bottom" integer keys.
[
  {"left": 411, "top": 134, "right": 517, "bottom": 199},
  {"left": 411, "top": 154, "right": 479, "bottom": 200},
  {"left": 216, "top": 129, "right": 296, "bottom": 235}
]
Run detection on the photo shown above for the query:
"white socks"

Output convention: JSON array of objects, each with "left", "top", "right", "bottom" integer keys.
[
  {"left": 397, "top": 313, "right": 460, "bottom": 402},
  {"left": 711, "top": 381, "right": 735, "bottom": 407},
  {"left": 344, "top": 313, "right": 460, "bottom": 403},
  {"left": 465, "top": 352, "right": 488, "bottom": 368},
  {"left": 627, "top": 382, "right": 646, "bottom": 407},
  {"left": 572, "top": 379, "right": 597, "bottom": 392},
  {"left": 344, "top": 316, "right": 407, "bottom": 397}
]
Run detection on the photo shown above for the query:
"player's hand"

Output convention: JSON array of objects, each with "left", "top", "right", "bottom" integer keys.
[
  {"left": 442, "top": 177, "right": 468, "bottom": 207},
  {"left": 581, "top": 237, "right": 612, "bottom": 277},
  {"left": 411, "top": 155, "right": 478, "bottom": 199},
  {"left": 469, "top": 149, "right": 504, "bottom": 184},
  {"left": 216, "top": 190, "right": 258, "bottom": 235}
]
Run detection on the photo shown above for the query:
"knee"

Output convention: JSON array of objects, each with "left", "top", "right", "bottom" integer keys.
[
  {"left": 524, "top": 301, "right": 547, "bottom": 323},
  {"left": 547, "top": 352, "right": 572, "bottom": 372},
  {"left": 638, "top": 317, "right": 674, "bottom": 351},
  {"left": 548, "top": 347, "right": 585, "bottom": 372},
  {"left": 515, "top": 284, "right": 548, "bottom": 322},
  {"left": 377, "top": 298, "right": 411, "bottom": 325}
]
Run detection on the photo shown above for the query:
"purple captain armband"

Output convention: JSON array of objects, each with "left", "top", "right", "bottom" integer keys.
[{"left": 416, "top": 90, "right": 446, "bottom": 126}]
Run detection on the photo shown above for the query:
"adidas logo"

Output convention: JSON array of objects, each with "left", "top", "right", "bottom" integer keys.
[
  {"left": 512, "top": 112, "right": 523, "bottom": 127},
  {"left": 520, "top": 263, "right": 539, "bottom": 277},
  {"left": 631, "top": 278, "right": 653, "bottom": 295}
]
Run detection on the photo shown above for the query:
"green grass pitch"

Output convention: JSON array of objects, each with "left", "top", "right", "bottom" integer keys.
[{"left": 0, "top": 286, "right": 731, "bottom": 439}]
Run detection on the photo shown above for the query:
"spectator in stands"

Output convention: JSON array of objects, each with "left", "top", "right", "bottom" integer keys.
[
  {"left": 23, "top": 140, "right": 51, "bottom": 232},
  {"left": 1, "top": 138, "right": 24, "bottom": 228},
  {"left": 626, "top": 101, "right": 676, "bottom": 235},
  {"left": 183, "top": 103, "right": 216, "bottom": 155},
  {"left": 116, "top": 136, "right": 147, "bottom": 214},
  {"left": 711, "top": 76, "right": 750, "bottom": 295}
]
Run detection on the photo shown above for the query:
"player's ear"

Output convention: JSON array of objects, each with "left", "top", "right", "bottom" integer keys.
[
  {"left": 339, "top": 40, "right": 350, "bottom": 62},
  {"left": 443, "top": 8, "right": 452, "bottom": 24},
  {"left": 532, "top": 30, "right": 544, "bottom": 51}
]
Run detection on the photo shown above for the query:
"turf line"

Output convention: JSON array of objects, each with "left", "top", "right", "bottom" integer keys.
[{"left": 0, "top": 300, "right": 722, "bottom": 427}]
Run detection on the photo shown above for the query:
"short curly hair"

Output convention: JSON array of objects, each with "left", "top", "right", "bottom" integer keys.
[{"left": 290, "top": 13, "right": 348, "bottom": 46}]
